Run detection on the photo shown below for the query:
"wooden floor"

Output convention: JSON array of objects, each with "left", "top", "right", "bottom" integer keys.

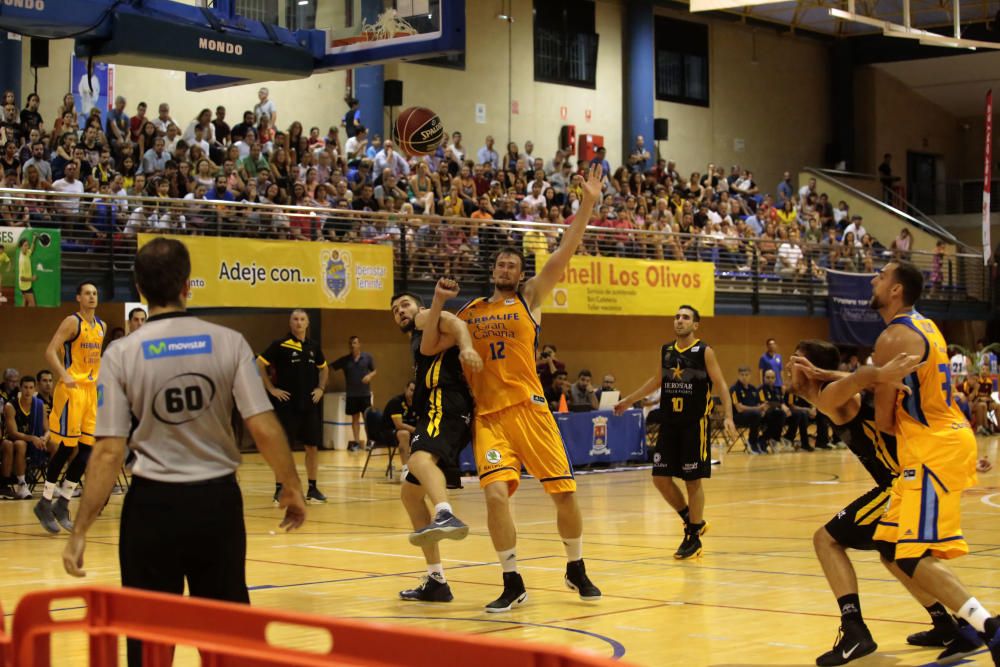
[{"left": 2, "top": 436, "right": 999, "bottom": 666}]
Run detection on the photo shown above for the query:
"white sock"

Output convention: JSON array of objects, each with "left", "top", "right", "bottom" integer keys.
[
  {"left": 434, "top": 502, "right": 453, "bottom": 516},
  {"left": 16, "top": 475, "right": 25, "bottom": 485},
  {"left": 498, "top": 547, "right": 518, "bottom": 573},
  {"left": 401, "top": 464, "right": 409, "bottom": 477},
  {"left": 42, "top": 481, "right": 56, "bottom": 501},
  {"left": 563, "top": 536, "right": 583, "bottom": 562},
  {"left": 60, "top": 480, "right": 78, "bottom": 500},
  {"left": 958, "top": 597, "right": 992, "bottom": 632},
  {"left": 427, "top": 563, "right": 445, "bottom": 582}
]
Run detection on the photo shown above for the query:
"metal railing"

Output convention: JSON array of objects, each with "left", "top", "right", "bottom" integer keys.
[{"left": 0, "top": 187, "right": 989, "bottom": 304}]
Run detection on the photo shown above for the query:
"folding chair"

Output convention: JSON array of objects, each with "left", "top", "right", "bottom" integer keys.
[
  {"left": 361, "top": 409, "right": 398, "bottom": 479},
  {"left": 710, "top": 399, "right": 748, "bottom": 453},
  {"left": 24, "top": 446, "right": 48, "bottom": 493}
]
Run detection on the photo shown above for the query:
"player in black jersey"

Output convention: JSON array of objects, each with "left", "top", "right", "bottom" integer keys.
[
  {"left": 790, "top": 340, "right": 983, "bottom": 666},
  {"left": 617, "top": 305, "right": 736, "bottom": 560},
  {"left": 390, "top": 279, "right": 482, "bottom": 602}
]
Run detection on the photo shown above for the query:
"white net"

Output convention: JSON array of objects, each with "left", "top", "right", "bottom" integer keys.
[{"left": 361, "top": 9, "right": 418, "bottom": 41}]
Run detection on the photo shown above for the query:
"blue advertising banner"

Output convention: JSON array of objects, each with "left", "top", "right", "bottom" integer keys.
[
  {"left": 71, "top": 56, "right": 115, "bottom": 129},
  {"left": 826, "top": 269, "right": 885, "bottom": 347}
]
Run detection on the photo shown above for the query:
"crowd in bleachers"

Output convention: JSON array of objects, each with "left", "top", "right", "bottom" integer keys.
[{"left": 0, "top": 87, "right": 928, "bottom": 283}]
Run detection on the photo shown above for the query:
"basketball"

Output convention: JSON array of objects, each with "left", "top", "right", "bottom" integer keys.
[{"left": 395, "top": 106, "right": 444, "bottom": 156}]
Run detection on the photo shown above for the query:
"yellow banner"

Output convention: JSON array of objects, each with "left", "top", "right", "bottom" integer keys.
[
  {"left": 536, "top": 253, "right": 715, "bottom": 317},
  {"left": 137, "top": 235, "right": 393, "bottom": 309}
]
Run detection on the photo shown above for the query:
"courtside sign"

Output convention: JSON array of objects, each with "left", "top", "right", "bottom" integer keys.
[{"left": 137, "top": 235, "right": 393, "bottom": 309}]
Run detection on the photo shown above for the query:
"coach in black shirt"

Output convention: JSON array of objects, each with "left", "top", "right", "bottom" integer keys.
[
  {"left": 730, "top": 366, "right": 764, "bottom": 454},
  {"left": 381, "top": 380, "right": 416, "bottom": 477},
  {"left": 257, "top": 309, "right": 329, "bottom": 503},
  {"left": 332, "top": 335, "right": 376, "bottom": 450}
]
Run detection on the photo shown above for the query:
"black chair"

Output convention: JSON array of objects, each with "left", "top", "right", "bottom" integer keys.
[
  {"left": 24, "top": 446, "right": 49, "bottom": 492},
  {"left": 361, "top": 408, "right": 398, "bottom": 479}
]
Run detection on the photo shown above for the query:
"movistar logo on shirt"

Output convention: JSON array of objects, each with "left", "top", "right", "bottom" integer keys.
[{"left": 143, "top": 335, "right": 213, "bottom": 359}]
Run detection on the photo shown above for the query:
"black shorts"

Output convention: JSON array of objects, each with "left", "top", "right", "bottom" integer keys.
[
  {"left": 824, "top": 485, "right": 892, "bottom": 551},
  {"left": 405, "top": 402, "right": 472, "bottom": 490},
  {"left": 277, "top": 405, "right": 323, "bottom": 448},
  {"left": 654, "top": 418, "right": 711, "bottom": 480},
  {"left": 21, "top": 288, "right": 34, "bottom": 295},
  {"left": 345, "top": 395, "right": 371, "bottom": 416}
]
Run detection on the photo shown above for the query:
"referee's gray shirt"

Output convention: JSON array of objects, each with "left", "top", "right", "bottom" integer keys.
[{"left": 95, "top": 312, "right": 273, "bottom": 482}]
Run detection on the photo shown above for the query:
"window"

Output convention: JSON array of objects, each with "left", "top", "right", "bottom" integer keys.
[
  {"left": 286, "top": 0, "right": 316, "bottom": 31},
  {"left": 533, "top": 0, "right": 599, "bottom": 89},
  {"left": 234, "top": 0, "right": 278, "bottom": 24},
  {"left": 655, "top": 16, "right": 709, "bottom": 107}
]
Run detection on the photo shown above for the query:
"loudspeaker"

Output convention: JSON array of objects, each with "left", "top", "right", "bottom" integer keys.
[
  {"left": 384, "top": 79, "right": 403, "bottom": 107},
  {"left": 29, "top": 38, "right": 49, "bottom": 69},
  {"left": 654, "top": 118, "right": 669, "bottom": 141}
]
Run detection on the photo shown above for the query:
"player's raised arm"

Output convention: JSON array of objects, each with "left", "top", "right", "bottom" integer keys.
[
  {"left": 792, "top": 352, "right": 921, "bottom": 416},
  {"left": 615, "top": 373, "right": 660, "bottom": 416},
  {"left": 704, "top": 347, "right": 737, "bottom": 438},
  {"left": 418, "top": 278, "right": 459, "bottom": 356},
  {"left": 524, "top": 165, "right": 603, "bottom": 310},
  {"left": 46, "top": 316, "right": 80, "bottom": 388}
]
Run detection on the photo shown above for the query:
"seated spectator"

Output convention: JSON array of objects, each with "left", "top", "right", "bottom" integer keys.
[
  {"left": 730, "top": 367, "right": 765, "bottom": 453},
  {"left": 759, "top": 369, "right": 789, "bottom": 451},
  {"left": 545, "top": 370, "right": 570, "bottom": 412},
  {"left": 842, "top": 215, "right": 867, "bottom": 242},
  {"left": 568, "top": 370, "right": 599, "bottom": 412},
  {"left": 382, "top": 380, "right": 417, "bottom": 478},
  {"left": 972, "top": 373, "right": 997, "bottom": 435},
  {"left": 783, "top": 387, "right": 815, "bottom": 451},
  {"left": 1, "top": 375, "right": 47, "bottom": 499},
  {"left": 595, "top": 374, "right": 617, "bottom": 403},
  {"left": 890, "top": 227, "right": 912, "bottom": 260},
  {"left": 776, "top": 227, "right": 805, "bottom": 279}
]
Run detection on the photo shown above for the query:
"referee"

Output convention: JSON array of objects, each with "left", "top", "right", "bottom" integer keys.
[
  {"left": 62, "top": 238, "right": 306, "bottom": 666},
  {"left": 257, "top": 309, "right": 329, "bottom": 503}
]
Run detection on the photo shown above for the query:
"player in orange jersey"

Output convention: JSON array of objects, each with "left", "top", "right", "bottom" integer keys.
[
  {"left": 456, "top": 165, "right": 603, "bottom": 612},
  {"left": 866, "top": 261, "right": 1000, "bottom": 667}
]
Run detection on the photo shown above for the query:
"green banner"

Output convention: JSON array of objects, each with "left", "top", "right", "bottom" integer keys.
[{"left": 0, "top": 228, "right": 62, "bottom": 307}]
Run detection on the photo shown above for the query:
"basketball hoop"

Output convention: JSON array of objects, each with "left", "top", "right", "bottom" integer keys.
[{"left": 331, "top": 10, "right": 419, "bottom": 46}]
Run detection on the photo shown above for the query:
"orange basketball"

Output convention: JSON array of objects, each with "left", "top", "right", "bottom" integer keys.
[{"left": 395, "top": 106, "right": 444, "bottom": 156}]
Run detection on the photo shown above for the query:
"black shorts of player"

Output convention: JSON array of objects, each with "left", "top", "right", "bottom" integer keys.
[
  {"left": 824, "top": 485, "right": 892, "bottom": 551},
  {"left": 276, "top": 404, "right": 323, "bottom": 448},
  {"left": 654, "top": 418, "right": 711, "bottom": 480},
  {"left": 21, "top": 288, "right": 33, "bottom": 295},
  {"left": 404, "top": 408, "right": 472, "bottom": 491},
  {"left": 345, "top": 395, "right": 371, "bottom": 416}
]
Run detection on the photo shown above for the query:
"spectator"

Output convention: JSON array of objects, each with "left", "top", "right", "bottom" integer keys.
[
  {"left": 253, "top": 86, "right": 277, "bottom": 127},
  {"left": 629, "top": 135, "right": 650, "bottom": 173},
  {"left": 595, "top": 374, "right": 617, "bottom": 403},
  {"left": 833, "top": 200, "right": 850, "bottom": 227},
  {"left": 331, "top": 335, "right": 376, "bottom": 451},
  {"left": 590, "top": 146, "right": 611, "bottom": 177},
  {"left": 230, "top": 110, "right": 255, "bottom": 144},
  {"left": 776, "top": 171, "right": 794, "bottom": 208},
  {"left": 798, "top": 176, "right": 817, "bottom": 202},
  {"left": 106, "top": 95, "right": 129, "bottom": 153},
  {"left": 890, "top": 227, "right": 913, "bottom": 260},
  {"left": 140, "top": 136, "right": 168, "bottom": 175},
  {"left": 20, "top": 92, "right": 44, "bottom": 138},
  {"left": 212, "top": 106, "right": 230, "bottom": 146},
  {"left": 568, "top": 369, "right": 599, "bottom": 412},
  {"left": 545, "top": 370, "right": 570, "bottom": 412},
  {"left": 238, "top": 142, "right": 270, "bottom": 181},
  {"left": 477, "top": 135, "right": 499, "bottom": 170},
  {"left": 151, "top": 102, "right": 173, "bottom": 134},
  {"left": 381, "top": 380, "right": 417, "bottom": 479},
  {"left": 373, "top": 140, "right": 409, "bottom": 179},
  {"left": 842, "top": 215, "right": 867, "bottom": 242},
  {"left": 878, "top": 153, "right": 899, "bottom": 203},
  {"left": 783, "top": 387, "right": 815, "bottom": 451},
  {"left": 776, "top": 227, "right": 805, "bottom": 279},
  {"left": 50, "top": 161, "right": 84, "bottom": 225},
  {"left": 759, "top": 337, "right": 784, "bottom": 387},
  {"left": 128, "top": 101, "right": 148, "bottom": 142},
  {"left": 342, "top": 97, "right": 361, "bottom": 138},
  {"left": 730, "top": 367, "right": 765, "bottom": 453},
  {"left": 345, "top": 126, "right": 367, "bottom": 161},
  {"left": 759, "top": 369, "right": 789, "bottom": 451}
]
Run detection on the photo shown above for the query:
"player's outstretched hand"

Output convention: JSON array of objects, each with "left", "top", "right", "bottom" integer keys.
[
  {"left": 278, "top": 486, "right": 307, "bottom": 531},
  {"left": 977, "top": 456, "right": 993, "bottom": 473},
  {"left": 613, "top": 399, "right": 630, "bottom": 416},
  {"left": 434, "top": 277, "right": 460, "bottom": 303},
  {"left": 874, "top": 352, "right": 923, "bottom": 394},
  {"left": 789, "top": 355, "right": 839, "bottom": 383},
  {"left": 62, "top": 533, "right": 87, "bottom": 578},
  {"left": 459, "top": 347, "right": 483, "bottom": 373},
  {"left": 582, "top": 164, "right": 603, "bottom": 202}
]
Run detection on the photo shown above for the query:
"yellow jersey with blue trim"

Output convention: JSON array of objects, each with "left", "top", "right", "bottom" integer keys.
[
  {"left": 890, "top": 311, "right": 971, "bottom": 439},
  {"left": 64, "top": 313, "right": 106, "bottom": 384},
  {"left": 458, "top": 294, "right": 544, "bottom": 415}
]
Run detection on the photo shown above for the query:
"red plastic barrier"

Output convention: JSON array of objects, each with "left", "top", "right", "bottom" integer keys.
[
  {"left": 0, "top": 599, "right": 10, "bottom": 667},
  {"left": 11, "top": 586, "right": 627, "bottom": 667}
]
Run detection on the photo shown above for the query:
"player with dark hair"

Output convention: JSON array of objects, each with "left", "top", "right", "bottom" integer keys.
[
  {"left": 391, "top": 280, "right": 482, "bottom": 602},
  {"left": 790, "top": 339, "right": 983, "bottom": 665},
  {"left": 34, "top": 280, "right": 105, "bottom": 533},
  {"left": 456, "top": 165, "right": 604, "bottom": 612},
  {"left": 616, "top": 305, "right": 737, "bottom": 560}
]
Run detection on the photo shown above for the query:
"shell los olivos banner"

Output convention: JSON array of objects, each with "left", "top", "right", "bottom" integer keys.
[
  {"left": 535, "top": 252, "right": 715, "bottom": 317},
  {"left": 137, "top": 235, "right": 393, "bottom": 309}
]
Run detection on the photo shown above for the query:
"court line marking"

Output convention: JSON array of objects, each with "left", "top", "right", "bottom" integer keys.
[{"left": 348, "top": 615, "right": 627, "bottom": 660}]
